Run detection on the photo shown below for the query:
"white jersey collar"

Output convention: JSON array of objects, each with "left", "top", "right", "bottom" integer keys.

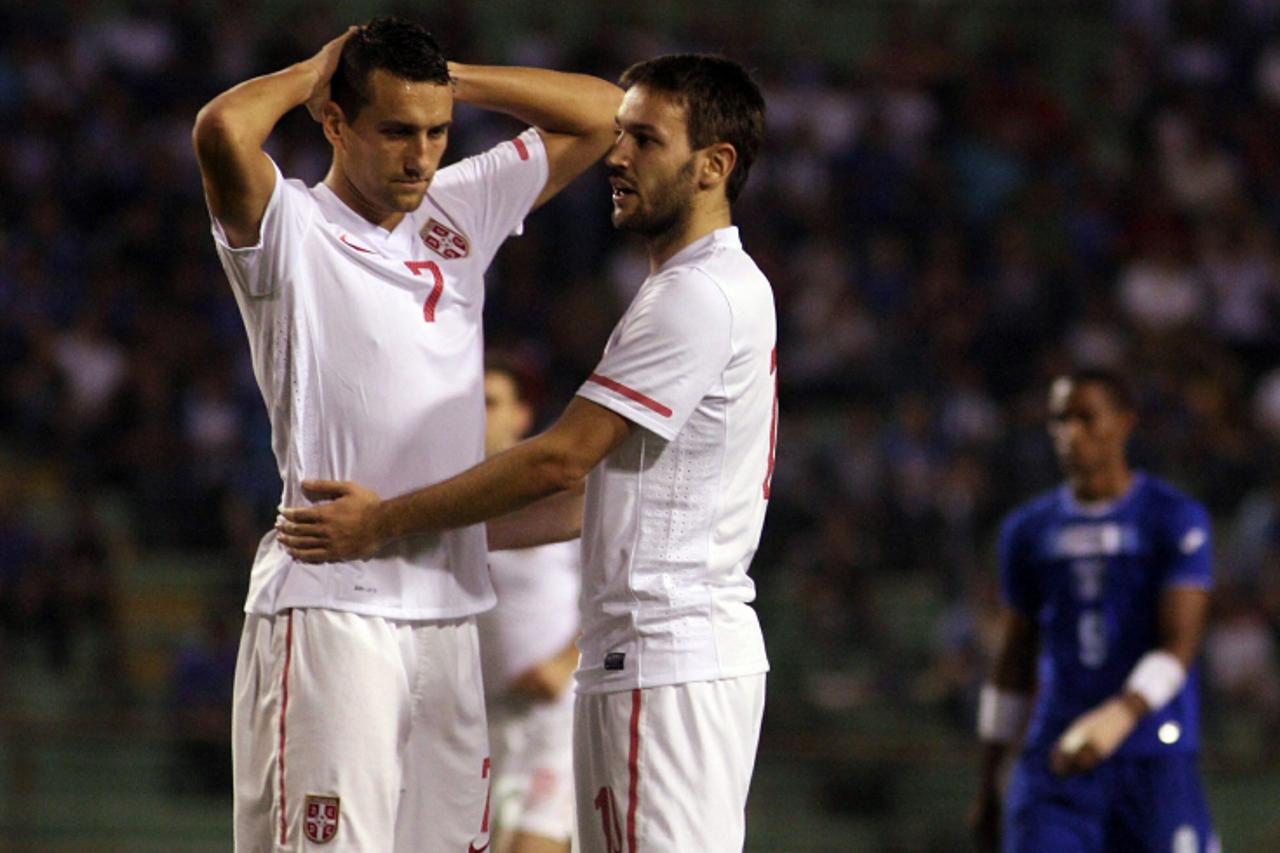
[
  {"left": 311, "top": 181, "right": 417, "bottom": 248},
  {"left": 655, "top": 226, "right": 741, "bottom": 274},
  {"left": 1059, "top": 472, "right": 1146, "bottom": 518}
]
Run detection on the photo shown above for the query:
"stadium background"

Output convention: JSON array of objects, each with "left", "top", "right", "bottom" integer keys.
[{"left": 3, "top": 0, "right": 1280, "bottom": 849}]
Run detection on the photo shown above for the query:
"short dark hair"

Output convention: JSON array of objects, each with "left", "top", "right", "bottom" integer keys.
[
  {"left": 330, "top": 17, "right": 449, "bottom": 121},
  {"left": 619, "top": 54, "right": 766, "bottom": 202},
  {"left": 484, "top": 351, "right": 531, "bottom": 402},
  {"left": 1067, "top": 368, "right": 1135, "bottom": 412}
]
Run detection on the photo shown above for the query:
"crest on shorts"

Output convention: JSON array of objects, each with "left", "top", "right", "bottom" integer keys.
[
  {"left": 304, "top": 794, "right": 340, "bottom": 844},
  {"left": 420, "top": 218, "right": 470, "bottom": 260}
]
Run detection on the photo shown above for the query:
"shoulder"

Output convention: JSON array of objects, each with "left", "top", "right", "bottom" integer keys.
[
  {"left": 269, "top": 164, "right": 317, "bottom": 211},
  {"left": 1005, "top": 488, "right": 1060, "bottom": 532},
  {"left": 633, "top": 265, "right": 735, "bottom": 323},
  {"left": 690, "top": 243, "right": 772, "bottom": 295},
  {"left": 998, "top": 489, "right": 1060, "bottom": 556},
  {"left": 1139, "top": 474, "right": 1203, "bottom": 508},
  {"left": 264, "top": 174, "right": 321, "bottom": 236},
  {"left": 430, "top": 132, "right": 545, "bottom": 195},
  {"left": 1137, "top": 475, "right": 1209, "bottom": 524},
  {"left": 1136, "top": 477, "right": 1211, "bottom": 554},
  {"left": 657, "top": 248, "right": 771, "bottom": 311}
]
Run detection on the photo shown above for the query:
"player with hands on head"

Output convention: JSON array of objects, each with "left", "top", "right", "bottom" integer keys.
[
  {"left": 192, "top": 16, "right": 621, "bottom": 852},
  {"left": 278, "top": 53, "right": 775, "bottom": 853},
  {"left": 971, "top": 369, "right": 1217, "bottom": 853}
]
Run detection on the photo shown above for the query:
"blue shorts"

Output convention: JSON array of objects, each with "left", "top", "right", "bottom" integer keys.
[{"left": 1004, "top": 749, "right": 1217, "bottom": 853}]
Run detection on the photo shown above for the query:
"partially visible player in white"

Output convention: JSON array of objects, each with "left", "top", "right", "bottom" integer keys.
[
  {"left": 278, "top": 53, "right": 774, "bottom": 853},
  {"left": 479, "top": 355, "right": 580, "bottom": 853},
  {"left": 192, "top": 16, "right": 621, "bottom": 852}
]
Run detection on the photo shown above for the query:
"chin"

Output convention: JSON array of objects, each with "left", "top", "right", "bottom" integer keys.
[{"left": 394, "top": 193, "right": 426, "bottom": 212}]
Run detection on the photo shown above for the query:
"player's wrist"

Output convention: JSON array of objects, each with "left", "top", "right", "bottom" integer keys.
[
  {"left": 1117, "top": 690, "right": 1150, "bottom": 721},
  {"left": 445, "top": 62, "right": 469, "bottom": 99},
  {"left": 1124, "top": 649, "right": 1186, "bottom": 714},
  {"left": 977, "top": 684, "right": 1030, "bottom": 744},
  {"left": 369, "top": 500, "right": 396, "bottom": 547}
]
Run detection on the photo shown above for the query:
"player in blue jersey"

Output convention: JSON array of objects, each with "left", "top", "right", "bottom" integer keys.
[{"left": 970, "top": 369, "right": 1218, "bottom": 853}]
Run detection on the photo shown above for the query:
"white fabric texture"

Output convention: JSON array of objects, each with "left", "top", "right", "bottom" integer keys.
[
  {"left": 211, "top": 129, "right": 548, "bottom": 620},
  {"left": 573, "top": 675, "right": 766, "bottom": 853},
  {"left": 574, "top": 227, "right": 776, "bottom": 695},
  {"left": 232, "top": 609, "right": 491, "bottom": 852}
]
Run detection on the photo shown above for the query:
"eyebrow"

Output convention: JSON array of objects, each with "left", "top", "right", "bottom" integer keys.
[
  {"left": 377, "top": 120, "right": 452, "bottom": 132},
  {"left": 616, "top": 118, "right": 661, "bottom": 134}
]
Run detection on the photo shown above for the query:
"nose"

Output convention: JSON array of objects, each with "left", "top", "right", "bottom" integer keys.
[
  {"left": 605, "top": 137, "right": 628, "bottom": 170},
  {"left": 405, "top": 132, "right": 436, "bottom": 177},
  {"left": 1052, "top": 419, "right": 1084, "bottom": 451}
]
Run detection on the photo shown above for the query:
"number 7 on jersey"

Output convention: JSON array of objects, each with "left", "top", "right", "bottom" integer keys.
[{"left": 404, "top": 260, "right": 445, "bottom": 322}]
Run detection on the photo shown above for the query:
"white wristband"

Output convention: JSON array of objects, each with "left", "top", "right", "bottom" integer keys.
[
  {"left": 1124, "top": 650, "right": 1186, "bottom": 713},
  {"left": 977, "top": 684, "right": 1030, "bottom": 743}
]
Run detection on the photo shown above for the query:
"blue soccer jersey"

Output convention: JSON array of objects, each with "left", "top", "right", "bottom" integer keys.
[{"left": 998, "top": 473, "right": 1213, "bottom": 758}]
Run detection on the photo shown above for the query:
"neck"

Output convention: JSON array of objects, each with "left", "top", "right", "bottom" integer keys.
[
  {"left": 323, "top": 164, "right": 405, "bottom": 232},
  {"left": 645, "top": 198, "right": 731, "bottom": 273},
  {"left": 1068, "top": 465, "right": 1133, "bottom": 504}
]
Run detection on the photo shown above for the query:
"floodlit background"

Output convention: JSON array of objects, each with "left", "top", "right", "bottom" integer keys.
[{"left": 3, "top": 0, "right": 1280, "bottom": 850}]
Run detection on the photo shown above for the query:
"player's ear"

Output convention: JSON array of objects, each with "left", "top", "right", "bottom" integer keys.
[
  {"left": 321, "top": 101, "right": 347, "bottom": 147},
  {"left": 698, "top": 142, "right": 737, "bottom": 194}
]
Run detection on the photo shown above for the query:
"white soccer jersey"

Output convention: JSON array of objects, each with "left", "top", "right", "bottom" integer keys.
[
  {"left": 478, "top": 539, "right": 581, "bottom": 694},
  {"left": 574, "top": 227, "right": 776, "bottom": 694},
  {"left": 212, "top": 129, "right": 549, "bottom": 620}
]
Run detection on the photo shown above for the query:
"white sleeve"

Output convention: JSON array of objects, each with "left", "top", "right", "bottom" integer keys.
[
  {"left": 428, "top": 127, "right": 549, "bottom": 266},
  {"left": 208, "top": 157, "right": 314, "bottom": 299},
  {"left": 577, "top": 269, "right": 733, "bottom": 440}
]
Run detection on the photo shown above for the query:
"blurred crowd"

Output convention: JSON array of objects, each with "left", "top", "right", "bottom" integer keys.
[{"left": 2, "top": 0, "right": 1279, "bottom": 771}]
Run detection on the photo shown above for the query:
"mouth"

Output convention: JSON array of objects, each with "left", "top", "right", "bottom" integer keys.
[
  {"left": 609, "top": 176, "right": 637, "bottom": 202},
  {"left": 394, "top": 177, "right": 430, "bottom": 190}
]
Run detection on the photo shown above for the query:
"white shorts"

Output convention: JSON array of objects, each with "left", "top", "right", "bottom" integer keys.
[
  {"left": 573, "top": 674, "right": 766, "bottom": 853},
  {"left": 232, "top": 608, "right": 493, "bottom": 852},
  {"left": 487, "top": 688, "right": 576, "bottom": 844}
]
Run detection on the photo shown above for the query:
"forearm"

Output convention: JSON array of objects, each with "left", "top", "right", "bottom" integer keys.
[
  {"left": 1116, "top": 585, "right": 1210, "bottom": 715},
  {"left": 977, "top": 741, "right": 1010, "bottom": 786},
  {"left": 978, "top": 610, "right": 1038, "bottom": 748},
  {"left": 375, "top": 438, "right": 580, "bottom": 543},
  {"left": 486, "top": 484, "right": 584, "bottom": 550},
  {"left": 448, "top": 63, "right": 621, "bottom": 136}
]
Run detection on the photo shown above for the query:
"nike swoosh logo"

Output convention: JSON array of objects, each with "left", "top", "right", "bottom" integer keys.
[
  {"left": 339, "top": 233, "right": 374, "bottom": 254},
  {"left": 467, "top": 843, "right": 490, "bottom": 853}
]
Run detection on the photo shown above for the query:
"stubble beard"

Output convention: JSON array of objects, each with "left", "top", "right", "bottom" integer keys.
[{"left": 613, "top": 157, "right": 697, "bottom": 240}]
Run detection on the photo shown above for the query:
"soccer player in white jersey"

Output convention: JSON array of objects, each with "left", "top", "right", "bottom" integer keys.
[
  {"left": 191, "top": 17, "right": 621, "bottom": 852},
  {"left": 479, "top": 355, "right": 581, "bottom": 853},
  {"left": 278, "top": 53, "right": 774, "bottom": 852}
]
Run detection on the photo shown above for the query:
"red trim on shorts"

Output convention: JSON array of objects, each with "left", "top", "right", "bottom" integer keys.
[
  {"left": 278, "top": 610, "right": 295, "bottom": 845},
  {"left": 588, "top": 374, "right": 674, "bottom": 418},
  {"left": 627, "top": 689, "right": 642, "bottom": 853},
  {"left": 513, "top": 136, "right": 530, "bottom": 161}
]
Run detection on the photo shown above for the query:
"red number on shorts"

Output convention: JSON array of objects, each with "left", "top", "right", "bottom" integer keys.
[
  {"left": 479, "top": 756, "right": 493, "bottom": 833},
  {"left": 763, "top": 347, "right": 779, "bottom": 499},
  {"left": 404, "top": 260, "right": 445, "bottom": 322},
  {"left": 594, "top": 786, "right": 624, "bottom": 853}
]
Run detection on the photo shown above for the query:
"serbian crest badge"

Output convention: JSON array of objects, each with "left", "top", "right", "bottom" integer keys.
[
  {"left": 420, "top": 218, "right": 471, "bottom": 260},
  {"left": 303, "top": 794, "right": 340, "bottom": 844}
]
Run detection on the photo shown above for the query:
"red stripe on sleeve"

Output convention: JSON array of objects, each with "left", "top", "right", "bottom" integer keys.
[
  {"left": 627, "top": 689, "right": 642, "bottom": 853},
  {"left": 278, "top": 610, "right": 295, "bottom": 845},
  {"left": 587, "top": 374, "right": 673, "bottom": 418},
  {"left": 512, "top": 136, "right": 530, "bottom": 161}
]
